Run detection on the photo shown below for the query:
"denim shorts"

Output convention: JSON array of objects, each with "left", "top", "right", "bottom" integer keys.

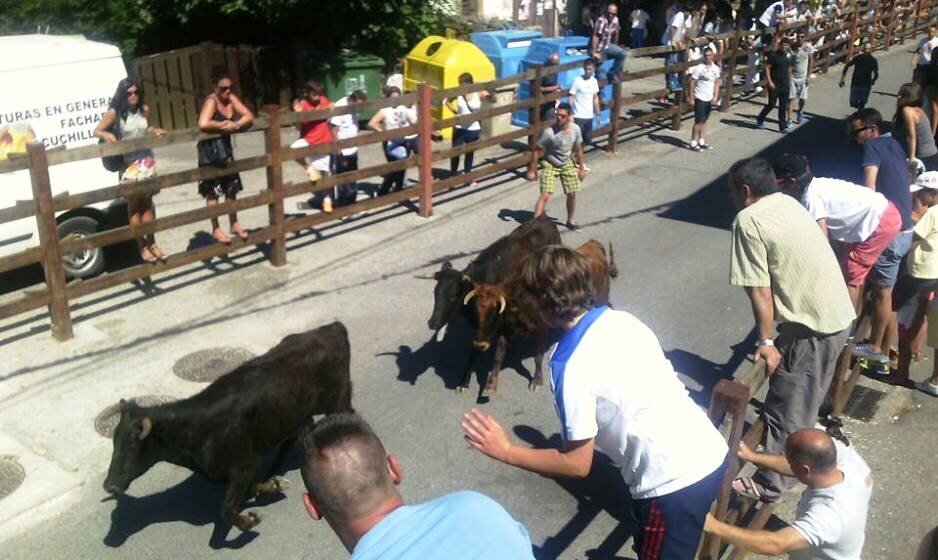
[{"left": 870, "top": 229, "right": 913, "bottom": 288}]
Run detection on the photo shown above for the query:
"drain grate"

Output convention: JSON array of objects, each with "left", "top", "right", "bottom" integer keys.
[
  {"left": 842, "top": 385, "right": 887, "bottom": 422},
  {"left": 173, "top": 347, "right": 255, "bottom": 383},
  {"left": 0, "top": 455, "right": 25, "bottom": 502},
  {"left": 94, "top": 395, "right": 176, "bottom": 438}
]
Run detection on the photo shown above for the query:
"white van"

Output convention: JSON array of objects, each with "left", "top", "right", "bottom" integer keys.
[{"left": 0, "top": 34, "right": 128, "bottom": 278}]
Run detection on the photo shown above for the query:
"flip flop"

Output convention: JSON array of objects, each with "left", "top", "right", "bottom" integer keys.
[
  {"left": 230, "top": 224, "right": 249, "bottom": 240},
  {"left": 212, "top": 228, "right": 232, "bottom": 244},
  {"left": 140, "top": 246, "right": 157, "bottom": 264}
]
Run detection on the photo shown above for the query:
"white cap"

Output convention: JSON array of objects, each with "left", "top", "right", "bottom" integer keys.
[{"left": 911, "top": 171, "right": 938, "bottom": 193}]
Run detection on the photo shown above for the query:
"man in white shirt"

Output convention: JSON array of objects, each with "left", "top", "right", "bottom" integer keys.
[
  {"left": 328, "top": 89, "right": 366, "bottom": 207},
  {"left": 912, "top": 25, "right": 938, "bottom": 67},
  {"left": 568, "top": 59, "right": 601, "bottom": 150},
  {"left": 773, "top": 153, "right": 901, "bottom": 310},
  {"left": 660, "top": 4, "right": 692, "bottom": 104},
  {"left": 629, "top": 6, "right": 651, "bottom": 47},
  {"left": 758, "top": 0, "right": 795, "bottom": 30},
  {"left": 462, "top": 245, "right": 729, "bottom": 560},
  {"left": 688, "top": 47, "right": 721, "bottom": 151},
  {"left": 705, "top": 429, "right": 872, "bottom": 560}
]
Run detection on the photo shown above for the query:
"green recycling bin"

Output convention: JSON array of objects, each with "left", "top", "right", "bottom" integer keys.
[{"left": 316, "top": 51, "right": 385, "bottom": 119}]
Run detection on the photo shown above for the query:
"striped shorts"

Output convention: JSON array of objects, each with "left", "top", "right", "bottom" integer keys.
[{"left": 539, "top": 160, "right": 582, "bottom": 195}]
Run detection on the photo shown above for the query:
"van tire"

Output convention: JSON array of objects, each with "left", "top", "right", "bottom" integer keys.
[{"left": 57, "top": 215, "right": 105, "bottom": 279}]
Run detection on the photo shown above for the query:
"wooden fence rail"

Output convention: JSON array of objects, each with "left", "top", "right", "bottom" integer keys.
[{"left": 0, "top": 0, "right": 931, "bottom": 350}]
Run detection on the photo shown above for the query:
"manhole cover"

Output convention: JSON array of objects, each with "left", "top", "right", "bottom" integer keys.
[
  {"left": 94, "top": 395, "right": 176, "bottom": 438},
  {"left": 173, "top": 347, "right": 255, "bottom": 383},
  {"left": 843, "top": 385, "right": 887, "bottom": 422},
  {"left": 0, "top": 455, "right": 25, "bottom": 502}
]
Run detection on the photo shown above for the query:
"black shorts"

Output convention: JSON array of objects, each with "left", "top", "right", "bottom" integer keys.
[{"left": 694, "top": 99, "right": 712, "bottom": 123}]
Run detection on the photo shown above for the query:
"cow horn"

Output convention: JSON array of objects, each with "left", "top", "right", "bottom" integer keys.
[
  {"left": 498, "top": 295, "right": 507, "bottom": 314},
  {"left": 462, "top": 274, "right": 473, "bottom": 283},
  {"left": 463, "top": 289, "right": 477, "bottom": 306},
  {"left": 413, "top": 274, "right": 435, "bottom": 280},
  {"left": 139, "top": 417, "right": 153, "bottom": 441}
]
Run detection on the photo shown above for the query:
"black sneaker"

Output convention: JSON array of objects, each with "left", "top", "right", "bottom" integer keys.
[{"left": 565, "top": 221, "right": 582, "bottom": 232}]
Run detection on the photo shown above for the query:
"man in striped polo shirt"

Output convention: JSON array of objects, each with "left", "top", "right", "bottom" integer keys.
[
  {"left": 728, "top": 158, "right": 856, "bottom": 503},
  {"left": 462, "top": 246, "right": 728, "bottom": 559}
]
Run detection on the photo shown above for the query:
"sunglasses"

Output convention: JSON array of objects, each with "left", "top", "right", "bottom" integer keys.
[{"left": 127, "top": 89, "right": 139, "bottom": 96}]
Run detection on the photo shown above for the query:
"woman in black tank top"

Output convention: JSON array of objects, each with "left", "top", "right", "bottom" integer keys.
[{"left": 197, "top": 70, "right": 254, "bottom": 244}]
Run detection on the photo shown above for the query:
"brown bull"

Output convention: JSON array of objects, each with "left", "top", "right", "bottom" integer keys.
[{"left": 463, "top": 240, "right": 618, "bottom": 397}]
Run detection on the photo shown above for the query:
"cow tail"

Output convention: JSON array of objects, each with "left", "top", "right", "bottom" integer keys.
[{"left": 607, "top": 243, "right": 619, "bottom": 279}]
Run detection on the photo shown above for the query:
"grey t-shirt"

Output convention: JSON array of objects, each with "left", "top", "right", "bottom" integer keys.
[
  {"left": 792, "top": 45, "right": 816, "bottom": 80},
  {"left": 790, "top": 440, "right": 872, "bottom": 560},
  {"left": 538, "top": 123, "right": 582, "bottom": 167}
]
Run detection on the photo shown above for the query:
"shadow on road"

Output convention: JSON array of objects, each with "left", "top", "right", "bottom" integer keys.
[
  {"left": 102, "top": 473, "right": 285, "bottom": 550},
  {"left": 659, "top": 114, "right": 867, "bottom": 231},
  {"left": 513, "top": 425, "right": 636, "bottom": 560}
]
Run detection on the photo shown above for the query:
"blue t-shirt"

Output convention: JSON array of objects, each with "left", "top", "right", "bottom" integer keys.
[
  {"left": 350, "top": 491, "right": 536, "bottom": 560},
  {"left": 863, "top": 135, "right": 912, "bottom": 229}
]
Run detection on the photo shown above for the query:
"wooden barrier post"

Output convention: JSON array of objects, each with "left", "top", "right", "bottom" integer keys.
[
  {"left": 699, "top": 379, "right": 751, "bottom": 560},
  {"left": 846, "top": 5, "right": 860, "bottom": 62},
  {"left": 27, "top": 142, "right": 73, "bottom": 341},
  {"left": 264, "top": 105, "right": 287, "bottom": 267},
  {"left": 528, "top": 64, "right": 544, "bottom": 178},
  {"left": 722, "top": 30, "right": 742, "bottom": 112},
  {"left": 885, "top": 5, "right": 897, "bottom": 49},
  {"left": 607, "top": 76, "right": 622, "bottom": 154},
  {"left": 417, "top": 82, "right": 434, "bottom": 218},
  {"left": 671, "top": 90, "right": 685, "bottom": 131}
]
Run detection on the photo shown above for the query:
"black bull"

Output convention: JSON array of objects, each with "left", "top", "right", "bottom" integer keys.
[{"left": 103, "top": 322, "right": 353, "bottom": 532}]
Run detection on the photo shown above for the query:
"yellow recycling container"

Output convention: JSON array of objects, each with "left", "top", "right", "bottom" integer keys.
[{"left": 404, "top": 36, "right": 496, "bottom": 139}]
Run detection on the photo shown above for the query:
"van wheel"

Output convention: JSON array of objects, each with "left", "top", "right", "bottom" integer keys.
[{"left": 57, "top": 216, "right": 105, "bottom": 279}]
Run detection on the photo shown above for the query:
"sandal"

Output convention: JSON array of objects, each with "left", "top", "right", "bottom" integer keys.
[
  {"left": 732, "top": 476, "right": 767, "bottom": 501},
  {"left": 230, "top": 223, "right": 249, "bottom": 240},
  {"left": 140, "top": 246, "right": 157, "bottom": 264},
  {"left": 149, "top": 244, "right": 168, "bottom": 262},
  {"left": 212, "top": 228, "right": 232, "bottom": 244}
]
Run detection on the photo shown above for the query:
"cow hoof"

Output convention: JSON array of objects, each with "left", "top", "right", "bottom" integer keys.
[
  {"left": 529, "top": 381, "right": 542, "bottom": 392},
  {"left": 456, "top": 386, "right": 469, "bottom": 394},
  {"left": 482, "top": 386, "right": 497, "bottom": 397},
  {"left": 237, "top": 510, "right": 263, "bottom": 532}
]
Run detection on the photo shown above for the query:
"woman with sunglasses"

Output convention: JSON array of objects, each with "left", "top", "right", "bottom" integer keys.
[
  {"left": 893, "top": 82, "right": 938, "bottom": 172},
  {"left": 94, "top": 78, "right": 166, "bottom": 263},
  {"left": 197, "top": 70, "right": 254, "bottom": 244}
]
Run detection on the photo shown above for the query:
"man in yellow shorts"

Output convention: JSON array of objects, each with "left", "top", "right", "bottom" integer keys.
[{"left": 529, "top": 102, "right": 586, "bottom": 231}]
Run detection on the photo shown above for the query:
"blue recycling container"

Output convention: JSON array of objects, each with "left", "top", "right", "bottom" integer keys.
[
  {"left": 510, "top": 36, "right": 613, "bottom": 129},
  {"left": 470, "top": 29, "right": 543, "bottom": 79}
]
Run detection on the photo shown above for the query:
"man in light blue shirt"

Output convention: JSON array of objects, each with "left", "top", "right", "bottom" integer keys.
[{"left": 299, "top": 413, "right": 536, "bottom": 559}]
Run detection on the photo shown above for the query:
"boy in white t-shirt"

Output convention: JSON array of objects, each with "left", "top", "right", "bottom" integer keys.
[
  {"left": 705, "top": 429, "right": 872, "bottom": 560},
  {"left": 328, "top": 90, "right": 367, "bottom": 207},
  {"left": 688, "top": 47, "right": 721, "bottom": 151},
  {"left": 462, "top": 246, "right": 729, "bottom": 560},
  {"left": 568, "top": 59, "right": 601, "bottom": 150}
]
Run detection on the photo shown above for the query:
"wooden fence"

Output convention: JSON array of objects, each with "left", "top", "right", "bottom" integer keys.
[{"left": 0, "top": 0, "right": 932, "bottom": 347}]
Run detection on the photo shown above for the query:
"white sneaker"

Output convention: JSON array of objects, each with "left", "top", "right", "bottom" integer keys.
[
  {"left": 755, "top": 86, "right": 764, "bottom": 93},
  {"left": 916, "top": 380, "right": 938, "bottom": 397}
]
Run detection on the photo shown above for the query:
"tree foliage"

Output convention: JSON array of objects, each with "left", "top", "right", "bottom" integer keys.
[{"left": 0, "top": 0, "right": 460, "bottom": 64}]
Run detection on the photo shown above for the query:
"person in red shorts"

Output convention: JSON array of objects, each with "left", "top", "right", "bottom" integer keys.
[{"left": 772, "top": 154, "right": 901, "bottom": 313}]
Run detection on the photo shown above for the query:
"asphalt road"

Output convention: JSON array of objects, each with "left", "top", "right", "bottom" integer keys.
[{"left": 2, "top": 42, "right": 936, "bottom": 559}]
